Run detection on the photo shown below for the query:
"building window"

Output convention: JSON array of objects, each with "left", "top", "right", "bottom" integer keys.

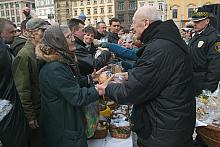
[
  {"left": 100, "top": 0, "right": 104, "bottom": 4},
  {"left": 16, "top": 9, "right": 19, "bottom": 15},
  {"left": 108, "top": 0, "right": 111, "bottom": 2},
  {"left": 66, "top": 9, "right": 70, "bottom": 15},
  {"left": 94, "top": 0, "right": 97, "bottom": 4},
  {"left": 80, "top": 0, "right": 83, "bottom": 6},
  {"left": 11, "top": 17, "right": 15, "bottom": 22},
  {"left": 118, "top": 1, "right": 124, "bottom": 11},
  {"left": 10, "top": 3, "right": 14, "bottom": 8},
  {"left": 188, "top": 8, "right": 194, "bottom": 18},
  {"left": 129, "top": 1, "right": 136, "bottom": 10},
  {"left": 108, "top": 6, "right": 112, "bottom": 13},
  {"left": 5, "top": 3, "right": 9, "bottom": 9},
  {"left": 11, "top": 10, "right": 14, "bottom": 15},
  {"left": 100, "top": 7, "right": 104, "bottom": 14},
  {"left": 87, "top": 8, "right": 90, "bottom": 15},
  {"left": 74, "top": 2, "right": 77, "bottom": 7},
  {"left": 17, "top": 16, "right": 20, "bottom": 22},
  {"left": 159, "top": 3, "right": 163, "bottom": 11},
  {"left": 74, "top": 10, "right": 77, "bottom": 16},
  {"left": 26, "top": 3, "right": 30, "bottom": 7},
  {"left": 128, "top": 13, "right": 133, "bottom": 23},
  {"left": 94, "top": 7, "right": 97, "bottom": 14},
  {"left": 0, "top": 4, "right": 3, "bottom": 9},
  {"left": 6, "top": 10, "right": 9, "bottom": 16},
  {"left": 81, "top": 9, "right": 84, "bottom": 14},
  {"left": 118, "top": 14, "right": 124, "bottom": 22},
  {"left": 15, "top": 3, "right": 19, "bottom": 7},
  {"left": 1, "top": 11, "right": 4, "bottom": 16},
  {"left": 172, "top": 9, "right": 178, "bottom": 19},
  {"left": 87, "top": 0, "right": 90, "bottom": 5}
]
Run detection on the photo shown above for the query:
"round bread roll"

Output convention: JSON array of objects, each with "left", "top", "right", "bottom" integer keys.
[{"left": 98, "top": 72, "right": 109, "bottom": 84}]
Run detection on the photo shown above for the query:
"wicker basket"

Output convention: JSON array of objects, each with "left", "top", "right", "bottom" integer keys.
[
  {"left": 109, "top": 124, "right": 131, "bottom": 139},
  {"left": 92, "top": 128, "right": 108, "bottom": 139},
  {"left": 196, "top": 125, "right": 220, "bottom": 147}
]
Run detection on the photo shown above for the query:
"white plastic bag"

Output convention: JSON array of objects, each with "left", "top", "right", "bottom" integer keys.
[{"left": 0, "top": 99, "right": 12, "bottom": 122}]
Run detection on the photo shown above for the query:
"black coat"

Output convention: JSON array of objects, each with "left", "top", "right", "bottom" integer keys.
[
  {"left": 106, "top": 32, "right": 119, "bottom": 44},
  {"left": 106, "top": 20, "right": 196, "bottom": 147},
  {"left": 0, "top": 40, "right": 28, "bottom": 147},
  {"left": 95, "top": 31, "right": 106, "bottom": 40},
  {"left": 188, "top": 25, "right": 220, "bottom": 94},
  {"left": 74, "top": 37, "right": 111, "bottom": 76}
]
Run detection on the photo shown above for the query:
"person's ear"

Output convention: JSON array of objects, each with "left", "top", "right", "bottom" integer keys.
[{"left": 144, "top": 19, "right": 150, "bottom": 28}]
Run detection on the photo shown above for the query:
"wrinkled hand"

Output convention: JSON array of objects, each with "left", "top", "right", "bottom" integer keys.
[
  {"left": 29, "top": 120, "right": 39, "bottom": 129},
  {"left": 96, "top": 75, "right": 115, "bottom": 96},
  {"left": 91, "top": 66, "right": 108, "bottom": 82}
]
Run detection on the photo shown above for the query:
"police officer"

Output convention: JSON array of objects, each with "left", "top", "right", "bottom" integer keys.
[{"left": 188, "top": 7, "right": 220, "bottom": 95}]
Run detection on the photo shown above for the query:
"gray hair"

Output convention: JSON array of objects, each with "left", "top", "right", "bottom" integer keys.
[{"left": 134, "top": 5, "right": 161, "bottom": 23}]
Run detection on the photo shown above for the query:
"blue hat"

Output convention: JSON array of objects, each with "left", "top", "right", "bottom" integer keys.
[
  {"left": 78, "top": 13, "right": 86, "bottom": 22},
  {"left": 191, "top": 7, "right": 213, "bottom": 22}
]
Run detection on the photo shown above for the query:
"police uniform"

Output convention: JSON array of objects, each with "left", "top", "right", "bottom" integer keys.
[{"left": 188, "top": 9, "right": 220, "bottom": 95}]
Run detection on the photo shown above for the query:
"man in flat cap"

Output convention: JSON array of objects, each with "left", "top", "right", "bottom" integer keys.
[
  {"left": 12, "top": 18, "right": 48, "bottom": 147},
  {"left": 188, "top": 7, "right": 220, "bottom": 95}
]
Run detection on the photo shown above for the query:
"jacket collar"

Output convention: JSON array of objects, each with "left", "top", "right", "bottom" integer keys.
[
  {"left": 75, "top": 36, "right": 86, "bottom": 47},
  {"left": 140, "top": 20, "right": 162, "bottom": 43}
]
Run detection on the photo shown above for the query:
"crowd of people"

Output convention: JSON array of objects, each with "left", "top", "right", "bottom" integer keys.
[{"left": 0, "top": 4, "right": 220, "bottom": 147}]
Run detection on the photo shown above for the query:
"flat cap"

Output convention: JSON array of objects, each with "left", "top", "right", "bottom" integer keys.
[{"left": 26, "top": 18, "right": 48, "bottom": 31}]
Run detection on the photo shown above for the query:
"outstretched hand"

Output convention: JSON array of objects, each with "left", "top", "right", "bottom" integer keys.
[
  {"left": 91, "top": 66, "right": 108, "bottom": 82},
  {"left": 96, "top": 74, "right": 115, "bottom": 96}
]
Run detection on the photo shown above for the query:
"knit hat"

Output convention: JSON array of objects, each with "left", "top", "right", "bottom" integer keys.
[{"left": 42, "top": 25, "right": 69, "bottom": 52}]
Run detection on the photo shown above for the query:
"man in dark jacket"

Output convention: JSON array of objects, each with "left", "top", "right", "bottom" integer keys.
[
  {"left": 188, "top": 7, "right": 220, "bottom": 147},
  {"left": 68, "top": 18, "right": 111, "bottom": 76},
  {"left": 188, "top": 7, "right": 220, "bottom": 95},
  {"left": 97, "top": 5, "right": 196, "bottom": 147},
  {"left": 95, "top": 21, "right": 107, "bottom": 40},
  {"left": 106, "top": 18, "right": 120, "bottom": 44},
  {"left": 0, "top": 18, "right": 28, "bottom": 147},
  {"left": 10, "top": 19, "right": 29, "bottom": 56}
]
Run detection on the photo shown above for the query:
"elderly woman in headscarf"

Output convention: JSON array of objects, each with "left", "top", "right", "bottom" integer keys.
[{"left": 36, "top": 25, "right": 104, "bottom": 147}]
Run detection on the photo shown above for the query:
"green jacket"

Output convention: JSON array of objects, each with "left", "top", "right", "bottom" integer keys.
[
  {"left": 11, "top": 36, "right": 27, "bottom": 56},
  {"left": 12, "top": 40, "right": 40, "bottom": 122},
  {"left": 39, "top": 59, "right": 99, "bottom": 147}
]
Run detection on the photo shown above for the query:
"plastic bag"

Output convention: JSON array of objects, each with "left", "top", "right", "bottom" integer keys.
[
  {"left": 0, "top": 99, "right": 12, "bottom": 122},
  {"left": 83, "top": 101, "right": 99, "bottom": 138}
]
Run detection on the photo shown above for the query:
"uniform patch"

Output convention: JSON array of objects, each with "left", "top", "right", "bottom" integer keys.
[
  {"left": 215, "top": 42, "right": 220, "bottom": 53},
  {"left": 197, "top": 41, "right": 204, "bottom": 48}
]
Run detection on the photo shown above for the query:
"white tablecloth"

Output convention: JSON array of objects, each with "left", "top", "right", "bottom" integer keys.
[{"left": 87, "top": 133, "right": 133, "bottom": 147}]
